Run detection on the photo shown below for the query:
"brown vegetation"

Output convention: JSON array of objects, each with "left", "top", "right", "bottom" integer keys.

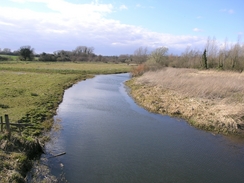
[
  {"left": 131, "top": 64, "right": 148, "bottom": 77},
  {"left": 127, "top": 68, "right": 244, "bottom": 135}
]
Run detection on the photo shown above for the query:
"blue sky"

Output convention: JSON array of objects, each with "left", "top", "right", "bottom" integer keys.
[{"left": 0, "top": 0, "right": 243, "bottom": 55}]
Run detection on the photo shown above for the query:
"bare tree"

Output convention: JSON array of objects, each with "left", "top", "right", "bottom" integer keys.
[
  {"left": 133, "top": 47, "right": 148, "bottom": 63},
  {"left": 3, "top": 48, "right": 11, "bottom": 53},
  {"left": 230, "top": 43, "right": 241, "bottom": 69},
  {"left": 149, "top": 47, "right": 169, "bottom": 66},
  {"left": 218, "top": 38, "right": 229, "bottom": 69},
  {"left": 205, "top": 36, "right": 218, "bottom": 68},
  {"left": 87, "top": 47, "right": 94, "bottom": 55},
  {"left": 180, "top": 47, "right": 202, "bottom": 68},
  {"left": 73, "top": 46, "right": 94, "bottom": 55}
]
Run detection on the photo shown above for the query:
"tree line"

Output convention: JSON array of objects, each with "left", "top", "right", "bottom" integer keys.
[
  {"left": 170, "top": 37, "right": 244, "bottom": 71},
  {"left": 1, "top": 37, "right": 244, "bottom": 71},
  {"left": 131, "top": 37, "right": 244, "bottom": 72}
]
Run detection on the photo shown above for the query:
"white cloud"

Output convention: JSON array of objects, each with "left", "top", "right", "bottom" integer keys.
[
  {"left": 0, "top": 0, "right": 206, "bottom": 55},
  {"left": 220, "top": 9, "right": 234, "bottom": 14},
  {"left": 193, "top": 28, "right": 203, "bottom": 32},
  {"left": 119, "top": 5, "right": 128, "bottom": 10}
]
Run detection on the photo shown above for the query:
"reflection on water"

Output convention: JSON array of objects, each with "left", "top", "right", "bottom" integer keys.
[{"left": 44, "top": 73, "right": 244, "bottom": 183}]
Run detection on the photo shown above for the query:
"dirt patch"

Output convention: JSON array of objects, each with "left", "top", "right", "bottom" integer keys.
[{"left": 126, "top": 68, "right": 244, "bottom": 136}]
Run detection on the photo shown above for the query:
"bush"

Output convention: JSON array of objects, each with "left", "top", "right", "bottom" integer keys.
[
  {"left": 131, "top": 64, "right": 148, "bottom": 77},
  {"left": 0, "top": 56, "right": 9, "bottom": 61}
]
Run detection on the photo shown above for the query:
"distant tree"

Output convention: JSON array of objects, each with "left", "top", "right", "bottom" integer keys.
[
  {"left": 95, "top": 55, "right": 103, "bottom": 62},
  {"left": 133, "top": 47, "right": 148, "bottom": 63},
  {"left": 217, "top": 38, "right": 229, "bottom": 69},
  {"left": 205, "top": 36, "right": 218, "bottom": 68},
  {"left": 229, "top": 43, "right": 241, "bottom": 70},
  {"left": 39, "top": 52, "right": 57, "bottom": 62},
  {"left": 12, "top": 50, "right": 19, "bottom": 56},
  {"left": 72, "top": 46, "right": 95, "bottom": 61},
  {"left": 202, "top": 49, "right": 208, "bottom": 69},
  {"left": 55, "top": 50, "right": 72, "bottom": 61},
  {"left": 73, "top": 46, "right": 94, "bottom": 55},
  {"left": 19, "top": 46, "right": 34, "bottom": 61},
  {"left": 87, "top": 47, "right": 94, "bottom": 55},
  {"left": 3, "top": 48, "right": 11, "bottom": 53},
  {"left": 118, "top": 54, "right": 130, "bottom": 63},
  {"left": 149, "top": 47, "right": 169, "bottom": 66}
]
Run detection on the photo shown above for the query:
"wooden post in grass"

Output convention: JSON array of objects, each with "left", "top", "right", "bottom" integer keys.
[
  {"left": 4, "top": 114, "right": 11, "bottom": 137},
  {"left": 0, "top": 116, "right": 3, "bottom": 132}
]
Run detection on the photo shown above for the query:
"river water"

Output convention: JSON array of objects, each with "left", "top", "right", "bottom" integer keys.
[{"left": 43, "top": 73, "right": 244, "bottom": 183}]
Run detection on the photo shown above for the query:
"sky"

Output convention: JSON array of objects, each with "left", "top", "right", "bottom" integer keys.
[{"left": 0, "top": 0, "right": 243, "bottom": 55}]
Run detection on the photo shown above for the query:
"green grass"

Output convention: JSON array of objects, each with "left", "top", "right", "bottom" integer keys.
[
  {"left": 0, "top": 62, "right": 131, "bottom": 136},
  {"left": 0, "top": 55, "right": 18, "bottom": 61},
  {"left": 0, "top": 71, "right": 81, "bottom": 121},
  {"left": 0, "top": 61, "right": 131, "bottom": 74}
]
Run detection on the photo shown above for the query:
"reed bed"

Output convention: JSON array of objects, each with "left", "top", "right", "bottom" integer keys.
[
  {"left": 137, "top": 68, "right": 244, "bottom": 103},
  {"left": 128, "top": 67, "right": 244, "bottom": 136}
]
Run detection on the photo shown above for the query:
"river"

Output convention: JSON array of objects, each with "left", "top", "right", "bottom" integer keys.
[{"left": 38, "top": 73, "right": 244, "bottom": 183}]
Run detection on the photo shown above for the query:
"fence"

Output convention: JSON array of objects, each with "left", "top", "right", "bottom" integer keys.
[{"left": 0, "top": 114, "right": 34, "bottom": 137}]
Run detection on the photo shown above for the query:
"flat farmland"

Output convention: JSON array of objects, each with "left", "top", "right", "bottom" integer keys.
[{"left": 0, "top": 61, "right": 131, "bottom": 74}]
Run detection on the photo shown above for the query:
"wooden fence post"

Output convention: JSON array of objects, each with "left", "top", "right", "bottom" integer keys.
[
  {"left": 0, "top": 116, "right": 3, "bottom": 132},
  {"left": 4, "top": 114, "right": 11, "bottom": 137}
]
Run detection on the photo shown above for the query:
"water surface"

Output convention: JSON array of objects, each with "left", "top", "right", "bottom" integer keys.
[{"left": 45, "top": 73, "right": 244, "bottom": 183}]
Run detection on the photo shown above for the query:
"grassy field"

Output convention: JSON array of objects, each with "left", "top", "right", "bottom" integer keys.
[
  {"left": 0, "top": 62, "right": 130, "bottom": 133},
  {"left": 0, "top": 72, "right": 85, "bottom": 126},
  {"left": 0, "top": 61, "right": 131, "bottom": 74}
]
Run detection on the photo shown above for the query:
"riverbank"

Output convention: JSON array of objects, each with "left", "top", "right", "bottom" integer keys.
[
  {"left": 0, "top": 62, "right": 131, "bottom": 182},
  {"left": 126, "top": 68, "right": 244, "bottom": 136}
]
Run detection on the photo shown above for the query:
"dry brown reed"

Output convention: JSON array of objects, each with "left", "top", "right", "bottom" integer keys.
[
  {"left": 128, "top": 67, "right": 244, "bottom": 134},
  {"left": 137, "top": 68, "right": 244, "bottom": 103},
  {"left": 131, "top": 64, "right": 149, "bottom": 76}
]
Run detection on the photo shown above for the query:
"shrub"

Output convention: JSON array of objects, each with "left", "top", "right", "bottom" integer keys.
[{"left": 131, "top": 64, "right": 148, "bottom": 77}]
